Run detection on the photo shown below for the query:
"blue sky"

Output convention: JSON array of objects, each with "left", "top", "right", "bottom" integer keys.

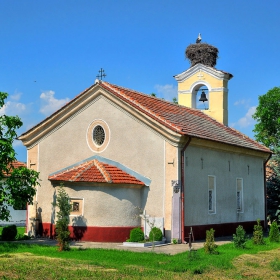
[{"left": 1, "top": 1, "right": 280, "bottom": 162}]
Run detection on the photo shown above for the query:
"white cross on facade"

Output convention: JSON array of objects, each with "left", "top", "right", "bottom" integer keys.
[{"left": 197, "top": 70, "right": 204, "bottom": 80}]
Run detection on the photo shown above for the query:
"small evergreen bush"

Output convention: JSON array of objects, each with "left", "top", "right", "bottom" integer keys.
[
  {"left": 149, "top": 227, "right": 162, "bottom": 241},
  {"left": 53, "top": 185, "right": 72, "bottom": 251},
  {"left": 129, "top": 227, "right": 144, "bottom": 242},
  {"left": 269, "top": 221, "right": 280, "bottom": 242},
  {"left": 252, "top": 219, "right": 265, "bottom": 245},
  {"left": 233, "top": 225, "right": 248, "bottom": 248},
  {"left": 1, "top": 225, "right": 17, "bottom": 241},
  {"left": 204, "top": 228, "right": 218, "bottom": 254}
]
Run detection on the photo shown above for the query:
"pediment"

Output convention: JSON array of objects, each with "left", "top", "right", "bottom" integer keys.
[
  {"left": 18, "top": 81, "right": 183, "bottom": 148},
  {"left": 174, "top": 63, "right": 233, "bottom": 83}
]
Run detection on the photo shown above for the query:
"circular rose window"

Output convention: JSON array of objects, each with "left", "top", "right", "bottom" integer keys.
[
  {"left": 87, "top": 120, "right": 110, "bottom": 153},
  {"left": 93, "top": 125, "right": 105, "bottom": 146}
]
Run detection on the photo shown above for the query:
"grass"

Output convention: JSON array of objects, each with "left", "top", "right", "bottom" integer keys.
[{"left": 0, "top": 238, "right": 279, "bottom": 279}]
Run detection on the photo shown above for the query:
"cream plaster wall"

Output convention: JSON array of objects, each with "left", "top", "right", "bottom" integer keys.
[
  {"left": 52, "top": 183, "right": 142, "bottom": 227},
  {"left": 164, "top": 141, "right": 179, "bottom": 240},
  {"left": 184, "top": 145, "right": 265, "bottom": 226},
  {"left": 35, "top": 95, "right": 166, "bottom": 227}
]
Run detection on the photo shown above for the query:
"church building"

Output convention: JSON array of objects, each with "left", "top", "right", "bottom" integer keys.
[{"left": 19, "top": 39, "right": 271, "bottom": 242}]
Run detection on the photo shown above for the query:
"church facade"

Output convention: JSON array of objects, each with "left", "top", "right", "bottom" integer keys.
[{"left": 19, "top": 47, "right": 271, "bottom": 242}]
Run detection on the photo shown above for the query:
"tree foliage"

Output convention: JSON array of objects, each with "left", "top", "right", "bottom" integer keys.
[
  {"left": 0, "top": 92, "right": 40, "bottom": 221},
  {"left": 253, "top": 87, "right": 280, "bottom": 152}
]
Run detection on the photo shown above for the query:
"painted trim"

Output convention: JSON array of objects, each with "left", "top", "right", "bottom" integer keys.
[
  {"left": 184, "top": 220, "right": 264, "bottom": 241},
  {"left": 49, "top": 154, "right": 152, "bottom": 187},
  {"left": 39, "top": 223, "right": 135, "bottom": 242},
  {"left": 174, "top": 63, "right": 233, "bottom": 83}
]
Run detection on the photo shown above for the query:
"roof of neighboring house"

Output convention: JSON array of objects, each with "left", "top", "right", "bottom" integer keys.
[
  {"left": 10, "top": 161, "right": 27, "bottom": 169},
  {"left": 19, "top": 80, "right": 271, "bottom": 154},
  {"left": 3, "top": 161, "right": 27, "bottom": 177},
  {"left": 48, "top": 158, "right": 145, "bottom": 186}
]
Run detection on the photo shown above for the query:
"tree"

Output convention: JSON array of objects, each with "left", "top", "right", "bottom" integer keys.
[
  {"left": 253, "top": 87, "right": 280, "bottom": 152},
  {"left": 53, "top": 184, "right": 71, "bottom": 251},
  {"left": 0, "top": 92, "right": 40, "bottom": 221},
  {"left": 172, "top": 97, "right": 178, "bottom": 104},
  {"left": 253, "top": 87, "right": 280, "bottom": 225},
  {"left": 267, "top": 148, "right": 280, "bottom": 223}
]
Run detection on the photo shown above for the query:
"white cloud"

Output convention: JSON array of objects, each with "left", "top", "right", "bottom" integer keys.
[
  {"left": 40, "top": 90, "right": 70, "bottom": 116},
  {"left": 234, "top": 99, "right": 251, "bottom": 107},
  {"left": 154, "top": 84, "right": 177, "bottom": 101},
  {"left": 234, "top": 106, "right": 256, "bottom": 128},
  {"left": 10, "top": 92, "right": 22, "bottom": 101},
  {"left": 0, "top": 100, "right": 26, "bottom": 116}
]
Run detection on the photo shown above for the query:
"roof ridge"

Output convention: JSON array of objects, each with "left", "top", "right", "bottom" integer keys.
[
  {"left": 70, "top": 160, "right": 96, "bottom": 182},
  {"left": 93, "top": 159, "right": 112, "bottom": 183}
]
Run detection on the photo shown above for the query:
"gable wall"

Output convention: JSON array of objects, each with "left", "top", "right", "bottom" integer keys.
[{"left": 33, "top": 95, "right": 167, "bottom": 229}]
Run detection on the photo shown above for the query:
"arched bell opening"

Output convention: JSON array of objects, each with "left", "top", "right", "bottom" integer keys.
[{"left": 192, "top": 84, "right": 209, "bottom": 110}]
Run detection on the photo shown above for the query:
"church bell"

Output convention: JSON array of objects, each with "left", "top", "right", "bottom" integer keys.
[{"left": 199, "top": 91, "right": 208, "bottom": 102}]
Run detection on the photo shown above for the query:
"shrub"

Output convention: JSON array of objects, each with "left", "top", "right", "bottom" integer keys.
[
  {"left": 233, "top": 225, "right": 248, "bottom": 248},
  {"left": 149, "top": 227, "right": 162, "bottom": 242},
  {"left": 204, "top": 228, "right": 218, "bottom": 254},
  {"left": 129, "top": 227, "right": 144, "bottom": 242},
  {"left": 269, "top": 221, "right": 280, "bottom": 242},
  {"left": 1, "top": 225, "right": 17, "bottom": 241},
  {"left": 252, "top": 219, "right": 265, "bottom": 245}
]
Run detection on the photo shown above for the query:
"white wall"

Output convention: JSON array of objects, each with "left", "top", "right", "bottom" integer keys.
[{"left": 184, "top": 145, "right": 265, "bottom": 225}]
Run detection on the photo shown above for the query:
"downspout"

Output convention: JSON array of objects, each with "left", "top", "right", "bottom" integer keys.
[
  {"left": 181, "top": 137, "right": 192, "bottom": 243},
  {"left": 264, "top": 152, "right": 272, "bottom": 231}
]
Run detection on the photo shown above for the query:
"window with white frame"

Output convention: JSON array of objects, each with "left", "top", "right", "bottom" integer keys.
[
  {"left": 69, "top": 198, "right": 84, "bottom": 216},
  {"left": 208, "top": 175, "right": 216, "bottom": 214},
  {"left": 236, "top": 178, "right": 243, "bottom": 212}
]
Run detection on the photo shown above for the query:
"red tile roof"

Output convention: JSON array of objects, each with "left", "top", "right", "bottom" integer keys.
[
  {"left": 19, "top": 80, "right": 270, "bottom": 154},
  {"left": 99, "top": 81, "right": 270, "bottom": 153},
  {"left": 48, "top": 159, "right": 145, "bottom": 185},
  {"left": 4, "top": 161, "right": 27, "bottom": 176}
]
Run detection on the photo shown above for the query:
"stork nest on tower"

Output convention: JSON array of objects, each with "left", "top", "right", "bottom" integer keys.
[{"left": 185, "top": 43, "right": 219, "bottom": 67}]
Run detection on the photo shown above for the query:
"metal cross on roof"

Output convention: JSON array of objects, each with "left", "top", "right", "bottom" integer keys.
[{"left": 96, "top": 68, "right": 106, "bottom": 80}]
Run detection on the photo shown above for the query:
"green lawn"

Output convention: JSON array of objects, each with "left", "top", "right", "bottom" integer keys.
[{"left": 0, "top": 238, "right": 280, "bottom": 279}]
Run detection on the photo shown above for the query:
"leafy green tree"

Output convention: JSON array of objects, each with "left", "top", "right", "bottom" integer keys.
[
  {"left": 54, "top": 184, "right": 71, "bottom": 251},
  {"left": 172, "top": 97, "right": 178, "bottom": 104},
  {"left": 253, "top": 87, "right": 280, "bottom": 225},
  {"left": 253, "top": 86, "right": 280, "bottom": 152},
  {"left": 0, "top": 92, "right": 40, "bottom": 221},
  {"left": 267, "top": 149, "right": 280, "bottom": 223}
]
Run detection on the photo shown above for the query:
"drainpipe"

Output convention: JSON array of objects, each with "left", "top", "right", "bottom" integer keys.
[
  {"left": 264, "top": 152, "right": 272, "bottom": 231},
  {"left": 181, "top": 137, "right": 192, "bottom": 243}
]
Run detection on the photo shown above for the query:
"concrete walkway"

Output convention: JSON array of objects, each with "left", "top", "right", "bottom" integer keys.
[{"left": 16, "top": 236, "right": 232, "bottom": 255}]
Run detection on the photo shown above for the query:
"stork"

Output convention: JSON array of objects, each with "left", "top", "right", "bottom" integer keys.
[{"left": 196, "top": 33, "right": 202, "bottom": 43}]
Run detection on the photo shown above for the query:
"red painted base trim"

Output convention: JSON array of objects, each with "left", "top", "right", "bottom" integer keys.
[
  {"left": 184, "top": 220, "right": 264, "bottom": 241},
  {"left": 39, "top": 223, "right": 134, "bottom": 242}
]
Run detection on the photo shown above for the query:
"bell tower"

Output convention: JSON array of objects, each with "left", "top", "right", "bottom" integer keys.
[{"left": 174, "top": 36, "right": 233, "bottom": 126}]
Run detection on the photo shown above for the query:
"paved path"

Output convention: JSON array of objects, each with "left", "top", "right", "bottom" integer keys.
[{"left": 16, "top": 236, "right": 232, "bottom": 255}]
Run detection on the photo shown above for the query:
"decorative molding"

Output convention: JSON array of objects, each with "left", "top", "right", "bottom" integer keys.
[
  {"left": 174, "top": 63, "right": 232, "bottom": 83},
  {"left": 86, "top": 119, "right": 110, "bottom": 153}
]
